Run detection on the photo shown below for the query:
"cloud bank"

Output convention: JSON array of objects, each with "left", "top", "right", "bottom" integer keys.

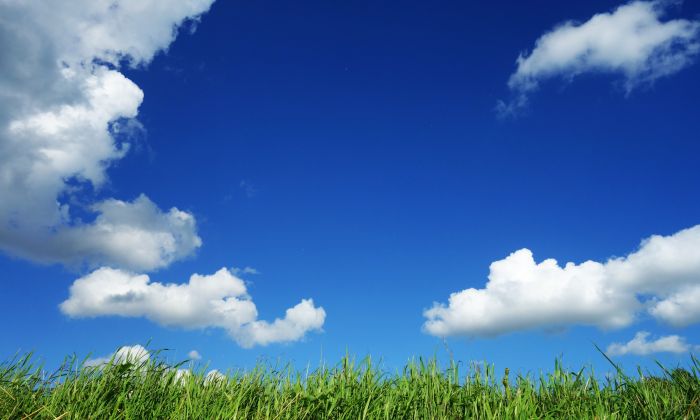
[
  {"left": 0, "top": 0, "right": 215, "bottom": 270},
  {"left": 497, "top": 0, "right": 700, "bottom": 115},
  {"left": 61, "top": 267, "right": 326, "bottom": 347},
  {"left": 423, "top": 224, "right": 700, "bottom": 337},
  {"left": 606, "top": 331, "right": 695, "bottom": 356}
]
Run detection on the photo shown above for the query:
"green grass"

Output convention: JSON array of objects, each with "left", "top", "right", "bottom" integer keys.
[{"left": 1, "top": 350, "right": 699, "bottom": 419}]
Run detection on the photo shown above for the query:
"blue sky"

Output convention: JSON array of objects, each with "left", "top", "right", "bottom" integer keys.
[{"left": 2, "top": 0, "right": 700, "bottom": 375}]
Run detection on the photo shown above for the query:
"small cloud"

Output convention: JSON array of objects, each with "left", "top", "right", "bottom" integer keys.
[
  {"left": 204, "top": 369, "right": 226, "bottom": 385},
  {"left": 85, "top": 344, "right": 150, "bottom": 367},
  {"left": 174, "top": 369, "right": 192, "bottom": 383},
  {"left": 231, "top": 266, "right": 260, "bottom": 276},
  {"left": 606, "top": 331, "right": 693, "bottom": 356},
  {"left": 61, "top": 267, "right": 326, "bottom": 348},
  {"left": 498, "top": 0, "right": 700, "bottom": 115},
  {"left": 187, "top": 350, "right": 202, "bottom": 360},
  {"left": 495, "top": 94, "right": 529, "bottom": 120}
]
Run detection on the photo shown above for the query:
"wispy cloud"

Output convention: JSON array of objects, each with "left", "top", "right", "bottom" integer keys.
[
  {"left": 497, "top": 0, "right": 700, "bottom": 116},
  {"left": 239, "top": 180, "right": 258, "bottom": 198},
  {"left": 61, "top": 267, "right": 326, "bottom": 348},
  {"left": 231, "top": 266, "right": 260, "bottom": 276},
  {"left": 606, "top": 331, "right": 695, "bottom": 356},
  {"left": 423, "top": 224, "right": 700, "bottom": 337}
]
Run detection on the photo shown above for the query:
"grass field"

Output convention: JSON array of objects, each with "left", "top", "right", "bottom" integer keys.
[{"left": 1, "top": 349, "right": 699, "bottom": 419}]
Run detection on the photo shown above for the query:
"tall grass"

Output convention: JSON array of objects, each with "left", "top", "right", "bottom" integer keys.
[{"left": 1, "top": 350, "right": 699, "bottom": 419}]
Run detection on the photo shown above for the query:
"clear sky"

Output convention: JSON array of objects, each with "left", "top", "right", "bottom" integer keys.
[{"left": 2, "top": 0, "right": 700, "bottom": 376}]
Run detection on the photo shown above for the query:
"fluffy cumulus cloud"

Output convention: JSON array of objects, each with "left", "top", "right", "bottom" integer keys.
[
  {"left": 85, "top": 344, "right": 218, "bottom": 382},
  {"left": 234, "top": 299, "right": 329, "bottom": 347},
  {"left": 497, "top": 0, "right": 700, "bottom": 115},
  {"left": 204, "top": 370, "right": 226, "bottom": 385},
  {"left": 85, "top": 344, "right": 150, "bottom": 367},
  {"left": 648, "top": 285, "right": 700, "bottom": 327},
  {"left": 423, "top": 224, "right": 700, "bottom": 337},
  {"left": 0, "top": 0, "right": 214, "bottom": 270},
  {"left": 606, "top": 331, "right": 695, "bottom": 356},
  {"left": 187, "top": 350, "right": 202, "bottom": 360},
  {"left": 2, "top": 194, "right": 201, "bottom": 271},
  {"left": 61, "top": 267, "right": 326, "bottom": 348}
]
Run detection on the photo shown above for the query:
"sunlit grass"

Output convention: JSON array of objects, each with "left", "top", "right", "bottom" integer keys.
[{"left": 1, "top": 349, "right": 699, "bottom": 419}]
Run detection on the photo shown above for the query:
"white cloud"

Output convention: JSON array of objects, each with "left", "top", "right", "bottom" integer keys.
[
  {"left": 204, "top": 369, "right": 226, "bottom": 385},
  {"left": 234, "top": 299, "right": 328, "bottom": 348},
  {"left": 187, "top": 350, "right": 202, "bottom": 360},
  {"left": 174, "top": 369, "right": 192, "bottom": 383},
  {"left": 84, "top": 345, "right": 202, "bottom": 383},
  {"left": 85, "top": 344, "right": 150, "bottom": 367},
  {"left": 498, "top": 0, "right": 700, "bottom": 115},
  {"left": 606, "top": 331, "right": 693, "bottom": 356},
  {"left": 4, "top": 2, "right": 327, "bottom": 348},
  {"left": 423, "top": 224, "right": 700, "bottom": 337},
  {"left": 1, "top": 194, "right": 201, "bottom": 271},
  {"left": 0, "top": 0, "right": 213, "bottom": 270},
  {"left": 649, "top": 285, "right": 700, "bottom": 327},
  {"left": 61, "top": 267, "right": 326, "bottom": 348}
]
